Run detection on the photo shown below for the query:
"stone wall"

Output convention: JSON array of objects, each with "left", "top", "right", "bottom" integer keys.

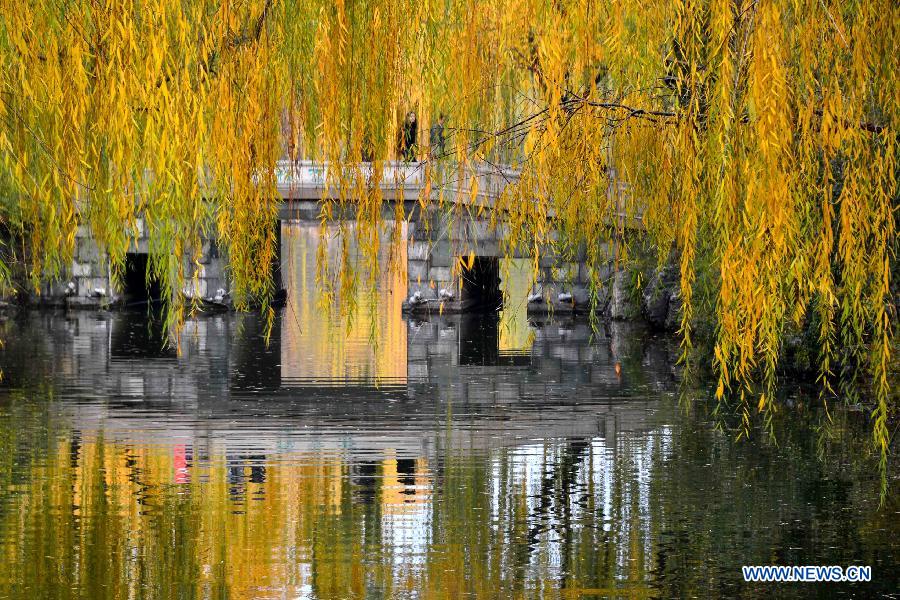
[
  {"left": 66, "top": 225, "right": 114, "bottom": 307},
  {"left": 61, "top": 219, "right": 229, "bottom": 308},
  {"left": 182, "top": 237, "right": 230, "bottom": 303},
  {"left": 18, "top": 200, "right": 648, "bottom": 322},
  {"left": 405, "top": 209, "right": 502, "bottom": 304}
]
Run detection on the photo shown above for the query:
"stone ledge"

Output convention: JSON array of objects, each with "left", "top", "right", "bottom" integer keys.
[
  {"left": 65, "top": 296, "right": 105, "bottom": 309},
  {"left": 402, "top": 298, "right": 479, "bottom": 314}
]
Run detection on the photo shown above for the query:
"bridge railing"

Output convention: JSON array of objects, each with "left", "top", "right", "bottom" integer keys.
[
  {"left": 274, "top": 159, "right": 520, "bottom": 203},
  {"left": 273, "top": 159, "right": 642, "bottom": 228}
]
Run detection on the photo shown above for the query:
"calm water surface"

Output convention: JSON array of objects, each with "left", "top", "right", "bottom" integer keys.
[{"left": 0, "top": 225, "right": 897, "bottom": 599}]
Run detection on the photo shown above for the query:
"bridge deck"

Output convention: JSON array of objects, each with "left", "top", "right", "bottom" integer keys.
[
  {"left": 274, "top": 160, "right": 642, "bottom": 229},
  {"left": 275, "top": 160, "right": 516, "bottom": 203}
]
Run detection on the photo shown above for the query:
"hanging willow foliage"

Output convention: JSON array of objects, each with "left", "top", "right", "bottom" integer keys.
[{"left": 0, "top": 1, "right": 896, "bottom": 476}]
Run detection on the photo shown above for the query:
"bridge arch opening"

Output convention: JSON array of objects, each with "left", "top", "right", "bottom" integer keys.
[
  {"left": 460, "top": 256, "right": 502, "bottom": 311},
  {"left": 123, "top": 253, "right": 163, "bottom": 306}
]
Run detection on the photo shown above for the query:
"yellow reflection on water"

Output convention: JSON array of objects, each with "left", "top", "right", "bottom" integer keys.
[
  {"left": 4, "top": 435, "right": 436, "bottom": 599},
  {"left": 279, "top": 222, "right": 408, "bottom": 383},
  {"left": 499, "top": 257, "right": 534, "bottom": 352}
]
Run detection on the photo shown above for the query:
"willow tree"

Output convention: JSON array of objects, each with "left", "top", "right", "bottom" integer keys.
[{"left": 0, "top": 1, "right": 896, "bottom": 474}]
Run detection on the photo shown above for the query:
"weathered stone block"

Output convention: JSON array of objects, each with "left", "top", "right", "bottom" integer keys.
[
  {"left": 467, "top": 220, "right": 493, "bottom": 241},
  {"left": 130, "top": 238, "right": 150, "bottom": 254},
  {"left": 72, "top": 262, "right": 92, "bottom": 277},
  {"left": 569, "top": 241, "right": 589, "bottom": 262},
  {"left": 200, "top": 260, "right": 226, "bottom": 288},
  {"left": 76, "top": 239, "right": 101, "bottom": 263},
  {"left": 407, "top": 259, "right": 428, "bottom": 282},
  {"left": 406, "top": 281, "right": 434, "bottom": 299},
  {"left": 199, "top": 239, "right": 218, "bottom": 264},
  {"left": 429, "top": 266, "right": 453, "bottom": 283},
  {"left": 448, "top": 222, "right": 468, "bottom": 244},
  {"left": 428, "top": 211, "right": 450, "bottom": 233},
  {"left": 559, "top": 262, "right": 579, "bottom": 282},
  {"left": 408, "top": 241, "right": 430, "bottom": 261},
  {"left": 579, "top": 263, "right": 592, "bottom": 283},
  {"left": 598, "top": 262, "right": 615, "bottom": 282},
  {"left": 282, "top": 203, "right": 320, "bottom": 221},
  {"left": 430, "top": 241, "right": 452, "bottom": 267},
  {"left": 467, "top": 239, "right": 500, "bottom": 256},
  {"left": 571, "top": 285, "right": 591, "bottom": 305},
  {"left": 508, "top": 244, "right": 532, "bottom": 259},
  {"left": 596, "top": 241, "right": 615, "bottom": 260},
  {"left": 538, "top": 252, "right": 559, "bottom": 268}
]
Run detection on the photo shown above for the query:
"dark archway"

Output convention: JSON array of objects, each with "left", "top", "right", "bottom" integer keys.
[
  {"left": 123, "top": 253, "right": 163, "bottom": 305},
  {"left": 460, "top": 256, "right": 502, "bottom": 311}
]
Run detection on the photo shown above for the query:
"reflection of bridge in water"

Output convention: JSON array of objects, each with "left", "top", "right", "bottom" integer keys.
[
  {"left": 3, "top": 310, "right": 677, "bottom": 460},
  {"left": 0, "top": 309, "right": 680, "bottom": 591}
]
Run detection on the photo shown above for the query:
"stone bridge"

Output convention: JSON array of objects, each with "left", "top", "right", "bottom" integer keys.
[{"left": 62, "top": 160, "right": 638, "bottom": 314}]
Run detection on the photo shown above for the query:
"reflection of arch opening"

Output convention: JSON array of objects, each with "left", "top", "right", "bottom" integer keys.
[
  {"left": 460, "top": 256, "right": 502, "bottom": 311},
  {"left": 459, "top": 313, "right": 499, "bottom": 365},
  {"left": 353, "top": 462, "right": 378, "bottom": 505},
  {"left": 396, "top": 458, "right": 416, "bottom": 488},
  {"left": 109, "top": 311, "right": 175, "bottom": 360},
  {"left": 123, "top": 253, "right": 163, "bottom": 305}
]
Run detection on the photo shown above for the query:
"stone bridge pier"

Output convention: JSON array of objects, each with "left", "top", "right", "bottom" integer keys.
[
  {"left": 61, "top": 220, "right": 230, "bottom": 308},
  {"left": 403, "top": 205, "right": 618, "bottom": 316}
]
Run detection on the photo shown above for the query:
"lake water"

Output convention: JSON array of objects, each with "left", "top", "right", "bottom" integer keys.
[{"left": 0, "top": 224, "right": 896, "bottom": 598}]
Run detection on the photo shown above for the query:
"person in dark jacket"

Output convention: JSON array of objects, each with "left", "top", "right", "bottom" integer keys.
[{"left": 401, "top": 111, "right": 418, "bottom": 161}]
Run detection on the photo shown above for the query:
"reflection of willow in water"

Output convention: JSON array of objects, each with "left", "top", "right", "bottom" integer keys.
[
  {"left": 0, "top": 425, "right": 658, "bottom": 597},
  {"left": 0, "top": 313, "right": 896, "bottom": 597},
  {"left": 2, "top": 398, "right": 894, "bottom": 598},
  {"left": 280, "top": 222, "right": 408, "bottom": 384}
]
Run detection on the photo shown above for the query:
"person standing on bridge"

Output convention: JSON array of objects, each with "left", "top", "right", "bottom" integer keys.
[
  {"left": 429, "top": 113, "right": 446, "bottom": 158},
  {"left": 401, "top": 110, "right": 418, "bottom": 161}
]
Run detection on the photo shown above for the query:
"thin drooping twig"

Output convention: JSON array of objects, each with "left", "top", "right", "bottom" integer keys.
[{"left": 0, "top": 95, "right": 95, "bottom": 192}]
